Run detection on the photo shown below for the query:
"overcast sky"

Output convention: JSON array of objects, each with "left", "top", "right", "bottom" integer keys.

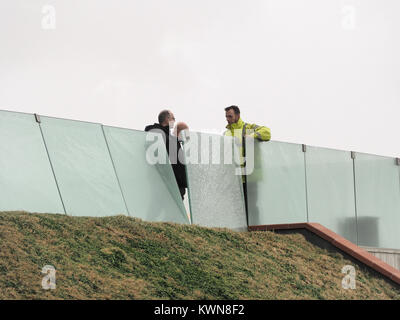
[{"left": 1, "top": 0, "right": 399, "bottom": 157}]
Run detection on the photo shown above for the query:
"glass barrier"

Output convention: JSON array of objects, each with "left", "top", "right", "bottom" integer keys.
[
  {"left": 182, "top": 132, "right": 247, "bottom": 231},
  {"left": 103, "top": 126, "right": 189, "bottom": 224},
  {"left": 305, "top": 146, "right": 357, "bottom": 243},
  {"left": 2, "top": 109, "right": 400, "bottom": 248},
  {"left": 354, "top": 153, "right": 400, "bottom": 249},
  {"left": 0, "top": 110, "right": 65, "bottom": 214},
  {"left": 40, "top": 116, "right": 127, "bottom": 217},
  {"left": 247, "top": 141, "right": 308, "bottom": 225}
]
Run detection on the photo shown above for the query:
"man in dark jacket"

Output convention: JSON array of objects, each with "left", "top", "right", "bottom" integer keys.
[{"left": 145, "top": 110, "right": 188, "bottom": 199}]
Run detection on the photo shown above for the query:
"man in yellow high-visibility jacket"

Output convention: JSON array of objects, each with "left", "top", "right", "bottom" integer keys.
[
  {"left": 224, "top": 105, "right": 271, "bottom": 225},
  {"left": 224, "top": 106, "right": 271, "bottom": 142},
  {"left": 224, "top": 105, "right": 271, "bottom": 164}
]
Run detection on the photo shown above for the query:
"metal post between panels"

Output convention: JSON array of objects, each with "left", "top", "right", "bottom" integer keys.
[{"left": 35, "top": 113, "right": 67, "bottom": 215}]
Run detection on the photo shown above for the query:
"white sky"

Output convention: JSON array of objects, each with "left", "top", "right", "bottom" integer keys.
[{"left": 1, "top": 0, "right": 399, "bottom": 157}]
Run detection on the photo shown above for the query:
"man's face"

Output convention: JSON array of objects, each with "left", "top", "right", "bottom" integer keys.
[{"left": 225, "top": 109, "right": 240, "bottom": 125}]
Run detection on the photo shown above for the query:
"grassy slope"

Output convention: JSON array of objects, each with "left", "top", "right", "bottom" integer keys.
[{"left": 0, "top": 211, "right": 399, "bottom": 300}]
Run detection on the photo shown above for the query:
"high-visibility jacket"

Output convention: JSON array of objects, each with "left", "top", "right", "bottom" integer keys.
[
  {"left": 224, "top": 118, "right": 271, "bottom": 142},
  {"left": 224, "top": 118, "right": 271, "bottom": 179},
  {"left": 224, "top": 117, "right": 271, "bottom": 154}
]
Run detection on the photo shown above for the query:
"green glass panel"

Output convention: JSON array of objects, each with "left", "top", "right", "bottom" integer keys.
[
  {"left": 354, "top": 153, "right": 400, "bottom": 249},
  {"left": 103, "top": 126, "right": 189, "bottom": 224},
  {"left": 0, "top": 110, "right": 64, "bottom": 214},
  {"left": 40, "top": 116, "right": 127, "bottom": 217},
  {"left": 183, "top": 132, "right": 247, "bottom": 231},
  {"left": 247, "top": 141, "right": 307, "bottom": 225},
  {"left": 305, "top": 146, "right": 357, "bottom": 243}
]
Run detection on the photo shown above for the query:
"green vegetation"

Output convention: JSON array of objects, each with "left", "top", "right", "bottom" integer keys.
[{"left": 0, "top": 211, "right": 399, "bottom": 300}]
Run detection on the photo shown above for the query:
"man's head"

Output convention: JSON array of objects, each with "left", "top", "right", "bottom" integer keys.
[
  {"left": 158, "top": 109, "right": 175, "bottom": 129},
  {"left": 225, "top": 105, "right": 240, "bottom": 125}
]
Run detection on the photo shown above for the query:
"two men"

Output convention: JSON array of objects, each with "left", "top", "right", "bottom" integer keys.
[
  {"left": 145, "top": 105, "right": 271, "bottom": 214},
  {"left": 145, "top": 110, "right": 188, "bottom": 199}
]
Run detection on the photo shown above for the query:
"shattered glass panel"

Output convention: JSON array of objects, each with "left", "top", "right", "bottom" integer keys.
[{"left": 183, "top": 132, "right": 247, "bottom": 231}]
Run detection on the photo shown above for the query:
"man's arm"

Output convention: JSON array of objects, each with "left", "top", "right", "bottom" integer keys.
[{"left": 247, "top": 123, "right": 271, "bottom": 141}]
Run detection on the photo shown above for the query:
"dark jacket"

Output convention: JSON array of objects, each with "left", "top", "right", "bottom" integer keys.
[{"left": 144, "top": 123, "right": 187, "bottom": 189}]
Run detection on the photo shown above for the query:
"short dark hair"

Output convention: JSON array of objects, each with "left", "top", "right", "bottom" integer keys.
[
  {"left": 225, "top": 105, "right": 240, "bottom": 115},
  {"left": 158, "top": 110, "right": 170, "bottom": 124}
]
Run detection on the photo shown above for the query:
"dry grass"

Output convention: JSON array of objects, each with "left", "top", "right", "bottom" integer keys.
[{"left": 0, "top": 211, "right": 399, "bottom": 300}]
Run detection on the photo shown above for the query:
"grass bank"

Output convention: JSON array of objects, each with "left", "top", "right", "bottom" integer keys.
[{"left": 0, "top": 211, "right": 399, "bottom": 299}]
